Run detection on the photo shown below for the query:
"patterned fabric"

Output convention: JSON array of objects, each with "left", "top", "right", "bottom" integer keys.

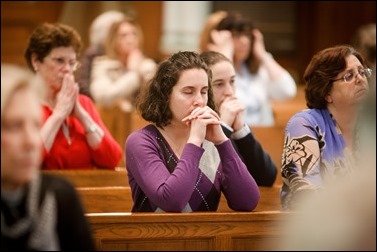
[{"left": 281, "top": 109, "right": 356, "bottom": 209}]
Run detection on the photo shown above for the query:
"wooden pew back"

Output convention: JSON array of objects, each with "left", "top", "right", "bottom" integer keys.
[
  {"left": 88, "top": 211, "right": 290, "bottom": 251},
  {"left": 44, "top": 170, "right": 282, "bottom": 213},
  {"left": 43, "top": 168, "right": 128, "bottom": 187},
  {"left": 77, "top": 185, "right": 281, "bottom": 213}
]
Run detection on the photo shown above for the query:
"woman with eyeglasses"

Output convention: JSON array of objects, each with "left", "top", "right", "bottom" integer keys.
[
  {"left": 24, "top": 22, "right": 122, "bottom": 170},
  {"left": 280, "top": 45, "right": 372, "bottom": 210}
]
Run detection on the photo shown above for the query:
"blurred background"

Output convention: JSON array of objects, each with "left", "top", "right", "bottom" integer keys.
[{"left": 1, "top": 1, "right": 375, "bottom": 84}]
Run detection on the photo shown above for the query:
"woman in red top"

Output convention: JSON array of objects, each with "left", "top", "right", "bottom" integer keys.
[{"left": 24, "top": 22, "right": 122, "bottom": 169}]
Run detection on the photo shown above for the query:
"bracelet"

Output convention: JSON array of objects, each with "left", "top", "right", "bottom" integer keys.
[{"left": 86, "top": 123, "right": 98, "bottom": 134}]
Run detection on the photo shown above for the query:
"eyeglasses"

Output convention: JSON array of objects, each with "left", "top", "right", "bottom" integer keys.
[
  {"left": 332, "top": 68, "right": 372, "bottom": 83},
  {"left": 48, "top": 56, "right": 81, "bottom": 72}
]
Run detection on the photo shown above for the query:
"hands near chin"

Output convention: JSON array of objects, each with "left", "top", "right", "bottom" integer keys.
[
  {"left": 54, "top": 73, "right": 84, "bottom": 118},
  {"left": 182, "top": 106, "right": 227, "bottom": 146},
  {"left": 220, "top": 97, "right": 246, "bottom": 131}
]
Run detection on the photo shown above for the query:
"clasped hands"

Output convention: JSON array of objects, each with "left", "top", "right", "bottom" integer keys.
[{"left": 182, "top": 106, "right": 227, "bottom": 146}]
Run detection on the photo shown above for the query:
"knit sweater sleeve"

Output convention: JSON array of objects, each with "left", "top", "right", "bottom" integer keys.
[
  {"left": 125, "top": 127, "right": 204, "bottom": 212},
  {"left": 217, "top": 140, "right": 260, "bottom": 211}
]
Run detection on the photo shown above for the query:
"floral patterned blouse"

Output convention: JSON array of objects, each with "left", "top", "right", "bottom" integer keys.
[{"left": 281, "top": 108, "right": 356, "bottom": 210}]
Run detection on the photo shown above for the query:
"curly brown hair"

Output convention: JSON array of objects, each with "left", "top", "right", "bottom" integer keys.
[
  {"left": 137, "top": 51, "right": 216, "bottom": 128},
  {"left": 24, "top": 23, "right": 82, "bottom": 72}
]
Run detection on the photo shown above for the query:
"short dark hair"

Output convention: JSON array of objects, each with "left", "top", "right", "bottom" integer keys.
[
  {"left": 24, "top": 23, "right": 82, "bottom": 72},
  {"left": 137, "top": 51, "right": 215, "bottom": 128},
  {"left": 304, "top": 45, "right": 366, "bottom": 109}
]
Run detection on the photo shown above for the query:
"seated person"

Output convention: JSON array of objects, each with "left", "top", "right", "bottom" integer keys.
[
  {"left": 201, "top": 51, "right": 277, "bottom": 186},
  {"left": 125, "top": 51, "right": 260, "bottom": 212},
  {"left": 1, "top": 63, "right": 95, "bottom": 250},
  {"left": 24, "top": 22, "right": 122, "bottom": 169},
  {"left": 281, "top": 45, "right": 372, "bottom": 210}
]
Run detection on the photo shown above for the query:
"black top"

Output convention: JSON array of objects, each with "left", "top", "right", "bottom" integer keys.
[
  {"left": 222, "top": 125, "right": 277, "bottom": 186},
  {"left": 1, "top": 174, "right": 95, "bottom": 251}
]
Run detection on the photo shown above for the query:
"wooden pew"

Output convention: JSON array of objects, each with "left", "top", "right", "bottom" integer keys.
[
  {"left": 43, "top": 170, "right": 281, "bottom": 213},
  {"left": 87, "top": 211, "right": 290, "bottom": 251},
  {"left": 43, "top": 168, "right": 128, "bottom": 187},
  {"left": 76, "top": 185, "right": 281, "bottom": 214},
  {"left": 251, "top": 126, "right": 285, "bottom": 186}
]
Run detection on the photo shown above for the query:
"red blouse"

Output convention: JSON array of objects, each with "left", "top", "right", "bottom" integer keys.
[{"left": 42, "top": 95, "right": 122, "bottom": 170}]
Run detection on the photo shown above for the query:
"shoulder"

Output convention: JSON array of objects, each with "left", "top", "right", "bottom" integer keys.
[
  {"left": 92, "top": 55, "right": 122, "bottom": 69},
  {"left": 126, "top": 124, "right": 157, "bottom": 146},
  {"left": 286, "top": 109, "right": 329, "bottom": 133}
]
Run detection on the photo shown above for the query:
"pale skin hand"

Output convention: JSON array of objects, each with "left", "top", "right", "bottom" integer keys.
[
  {"left": 182, "top": 106, "right": 227, "bottom": 145},
  {"left": 220, "top": 97, "right": 246, "bottom": 131},
  {"left": 41, "top": 73, "right": 77, "bottom": 151},
  {"left": 127, "top": 49, "right": 144, "bottom": 71},
  {"left": 208, "top": 30, "right": 234, "bottom": 61},
  {"left": 251, "top": 29, "right": 267, "bottom": 61}
]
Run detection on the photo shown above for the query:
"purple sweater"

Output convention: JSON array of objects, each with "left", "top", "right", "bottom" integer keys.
[{"left": 125, "top": 124, "right": 260, "bottom": 212}]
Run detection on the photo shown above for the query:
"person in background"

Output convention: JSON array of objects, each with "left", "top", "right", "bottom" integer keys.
[
  {"left": 200, "top": 51, "right": 277, "bottom": 186},
  {"left": 280, "top": 45, "right": 372, "bottom": 210},
  {"left": 1, "top": 63, "right": 95, "bottom": 251},
  {"left": 76, "top": 10, "right": 125, "bottom": 98},
  {"left": 90, "top": 17, "right": 156, "bottom": 112},
  {"left": 125, "top": 51, "right": 260, "bottom": 212},
  {"left": 200, "top": 11, "right": 297, "bottom": 126},
  {"left": 352, "top": 23, "right": 376, "bottom": 93},
  {"left": 24, "top": 22, "right": 122, "bottom": 170}
]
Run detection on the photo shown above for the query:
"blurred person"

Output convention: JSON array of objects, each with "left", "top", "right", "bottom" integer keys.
[
  {"left": 1, "top": 63, "right": 95, "bottom": 251},
  {"left": 76, "top": 10, "right": 125, "bottom": 98},
  {"left": 199, "top": 11, "right": 297, "bottom": 126},
  {"left": 352, "top": 23, "right": 376, "bottom": 92},
  {"left": 201, "top": 51, "right": 277, "bottom": 186},
  {"left": 277, "top": 92, "right": 376, "bottom": 251},
  {"left": 280, "top": 45, "right": 372, "bottom": 210},
  {"left": 24, "top": 22, "right": 122, "bottom": 170},
  {"left": 90, "top": 17, "right": 156, "bottom": 112},
  {"left": 125, "top": 51, "right": 260, "bottom": 212}
]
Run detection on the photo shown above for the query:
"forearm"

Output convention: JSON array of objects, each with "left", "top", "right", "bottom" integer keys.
[
  {"left": 41, "top": 113, "right": 65, "bottom": 151},
  {"left": 217, "top": 140, "right": 260, "bottom": 211},
  {"left": 76, "top": 108, "right": 104, "bottom": 148}
]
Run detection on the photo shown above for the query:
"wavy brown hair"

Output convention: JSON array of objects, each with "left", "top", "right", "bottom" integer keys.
[{"left": 137, "top": 51, "right": 215, "bottom": 128}]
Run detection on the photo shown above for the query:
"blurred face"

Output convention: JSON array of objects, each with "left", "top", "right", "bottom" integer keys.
[
  {"left": 232, "top": 34, "right": 252, "bottom": 63},
  {"left": 116, "top": 22, "right": 139, "bottom": 55},
  {"left": 33, "top": 47, "right": 78, "bottom": 92},
  {"left": 327, "top": 55, "right": 370, "bottom": 106},
  {"left": 1, "top": 87, "right": 42, "bottom": 190},
  {"left": 210, "top": 60, "right": 236, "bottom": 108},
  {"left": 169, "top": 69, "right": 209, "bottom": 124}
]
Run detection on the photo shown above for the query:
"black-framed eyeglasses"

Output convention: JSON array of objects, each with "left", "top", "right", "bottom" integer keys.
[{"left": 332, "top": 68, "right": 372, "bottom": 83}]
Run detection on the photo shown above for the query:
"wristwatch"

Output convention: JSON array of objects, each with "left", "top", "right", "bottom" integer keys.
[{"left": 86, "top": 123, "right": 98, "bottom": 134}]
